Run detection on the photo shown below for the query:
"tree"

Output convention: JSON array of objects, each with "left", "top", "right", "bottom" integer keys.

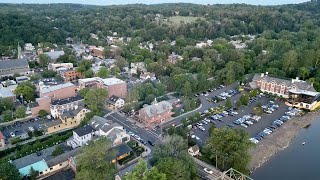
[
  {"left": 225, "top": 98, "right": 232, "bottom": 109},
  {"left": 78, "top": 88, "right": 90, "bottom": 98},
  {"left": 14, "top": 81, "right": 36, "bottom": 101},
  {"left": 182, "top": 81, "right": 192, "bottom": 96},
  {"left": 0, "top": 98, "right": 14, "bottom": 113},
  {"left": 16, "top": 106, "right": 26, "bottom": 119},
  {"left": 240, "top": 94, "right": 249, "bottom": 106},
  {"left": 0, "top": 159, "right": 21, "bottom": 180},
  {"left": 156, "top": 157, "right": 190, "bottom": 180},
  {"left": 298, "top": 67, "right": 310, "bottom": 80},
  {"left": 124, "top": 159, "right": 167, "bottom": 180},
  {"left": 75, "top": 137, "right": 117, "bottom": 180},
  {"left": 38, "top": 54, "right": 50, "bottom": 67},
  {"left": 85, "top": 70, "right": 94, "bottom": 78},
  {"left": 282, "top": 50, "right": 298, "bottom": 76},
  {"left": 3, "top": 110, "right": 13, "bottom": 122},
  {"left": 84, "top": 88, "right": 108, "bottom": 113},
  {"left": 52, "top": 145, "right": 64, "bottom": 157},
  {"left": 235, "top": 100, "right": 242, "bottom": 109},
  {"left": 38, "top": 109, "right": 48, "bottom": 117},
  {"left": 115, "top": 56, "right": 128, "bottom": 70},
  {"left": 97, "top": 67, "right": 110, "bottom": 78},
  {"left": 41, "top": 70, "right": 57, "bottom": 78},
  {"left": 205, "top": 127, "right": 253, "bottom": 174},
  {"left": 29, "top": 167, "right": 39, "bottom": 180}
]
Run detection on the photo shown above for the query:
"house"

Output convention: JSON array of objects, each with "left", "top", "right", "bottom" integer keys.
[
  {"left": 107, "top": 95, "right": 125, "bottom": 109},
  {"left": 135, "top": 99, "right": 174, "bottom": 128},
  {"left": 110, "top": 144, "right": 132, "bottom": 163},
  {"left": 78, "top": 77, "right": 127, "bottom": 98},
  {"left": 48, "top": 63, "right": 74, "bottom": 71},
  {"left": 50, "top": 95, "right": 84, "bottom": 119},
  {"left": 140, "top": 72, "right": 156, "bottom": 81},
  {"left": 67, "top": 125, "right": 96, "bottom": 148},
  {"left": 168, "top": 52, "right": 183, "bottom": 64},
  {"left": 250, "top": 73, "right": 320, "bottom": 110},
  {"left": 61, "top": 69, "right": 84, "bottom": 82},
  {"left": 92, "top": 46, "right": 105, "bottom": 58},
  {"left": 15, "top": 76, "right": 29, "bottom": 84},
  {"left": 0, "top": 131, "right": 5, "bottom": 148},
  {"left": 188, "top": 145, "right": 200, "bottom": 156},
  {"left": 46, "top": 105, "right": 90, "bottom": 134},
  {"left": 89, "top": 116, "right": 130, "bottom": 146},
  {"left": 24, "top": 43, "right": 35, "bottom": 51},
  {"left": 40, "top": 82, "right": 76, "bottom": 100},
  {"left": 0, "top": 88, "right": 16, "bottom": 102},
  {"left": 130, "top": 62, "right": 147, "bottom": 75},
  {"left": 44, "top": 51, "right": 65, "bottom": 61},
  {"left": 0, "top": 58, "right": 30, "bottom": 77}
]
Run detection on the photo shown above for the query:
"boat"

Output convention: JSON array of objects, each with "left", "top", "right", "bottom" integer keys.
[{"left": 302, "top": 142, "right": 306, "bottom": 145}]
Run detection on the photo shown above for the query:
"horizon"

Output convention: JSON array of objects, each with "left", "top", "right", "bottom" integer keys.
[{"left": 0, "top": 0, "right": 311, "bottom": 6}]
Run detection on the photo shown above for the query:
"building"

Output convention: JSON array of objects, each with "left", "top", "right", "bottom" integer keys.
[
  {"left": 130, "top": 62, "right": 147, "bottom": 75},
  {"left": 89, "top": 116, "right": 130, "bottom": 146},
  {"left": 50, "top": 95, "right": 84, "bottom": 119},
  {"left": 135, "top": 99, "right": 174, "bottom": 128},
  {"left": 0, "top": 88, "right": 16, "bottom": 101},
  {"left": 46, "top": 106, "right": 90, "bottom": 134},
  {"left": 188, "top": 145, "right": 200, "bottom": 156},
  {"left": 250, "top": 73, "right": 320, "bottom": 110},
  {"left": 0, "top": 58, "right": 30, "bottom": 77},
  {"left": 48, "top": 63, "right": 74, "bottom": 71},
  {"left": 168, "top": 52, "right": 183, "bottom": 64},
  {"left": 24, "top": 43, "right": 35, "bottom": 51},
  {"left": 110, "top": 144, "right": 132, "bottom": 163},
  {"left": 61, "top": 70, "right": 84, "bottom": 82},
  {"left": 0, "top": 131, "right": 5, "bottom": 148},
  {"left": 107, "top": 95, "right": 125, "bottom": 109},
  {"left": 140, "top": 72, "right": 156, "bottom": 81},
  {"left": 30, "top": 97, "right": 52, "bottom": 117},
  {"left": 67, "top": 125, "right": 96, "bottom": 148},
  {"left": 92, "top": 46, "right": 105, "bottom": 58},
  {"left": 40, "top": 82, "right": 76, "bottom": 100},
  {"left": 44, "top": 51, "right": 65, "bottom": 61},
  {"left": 15, "top": 76, "right": 29, "bottom": 84},
  {"left": 78, "top": 77, "right": 127, "bottom": 98}
]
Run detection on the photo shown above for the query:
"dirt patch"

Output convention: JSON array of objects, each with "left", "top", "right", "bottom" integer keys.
[{"left": 249, "top": 111, "right": 320, "bottom": 172}]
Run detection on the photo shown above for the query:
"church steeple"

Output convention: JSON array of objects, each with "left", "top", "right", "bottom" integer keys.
[{"left": 17, "top": 43, "right": 22, "bottom": 59}]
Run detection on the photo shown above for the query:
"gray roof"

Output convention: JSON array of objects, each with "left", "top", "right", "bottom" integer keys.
[
  {"left": 252, "top": 74, "right": 317, "bottom": 92},
  {"left": 45, "top": 51, "right": 65, "bottom": 60},
  {"left": 100, "top": 122, "right": 122, "bottom": 134},
  {"left": 46, "top": 146, "right": 80, "bottom": 167},
  {"left": 114, "top": 144, "right": 132, "bottom": 158},
  {"left": 40, "top": 82, "right": 75, "bottom": 94},
  {"left": 0, "top": 88, "right": 15, "bottom": 98},
  {"left": 89, "top": 116, "right": 112, "bottom": 130},
  {"left": 74, "top": 125, "right": 96, "bottom": 137},
  {"left": 61, "top": 108, "right": 82, "bottom": 119},
  {"left": 140, "top": 101, "right": 173, "bottom": 118},
  {"left": 0, "top": 58, "right": 28, "bottom": 70},
  {"left": 108, "top": 95, "right": 122, "bottom": 104},
  {"left": 51, "top": 95, "right": 83, "bottom": 106}
]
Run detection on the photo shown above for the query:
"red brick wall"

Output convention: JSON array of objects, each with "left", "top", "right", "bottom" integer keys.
[
  {"left": 64, "top": 71, "right": 84, "bottom": 82},
  {"left": 41, "top": 85, "right": 76, "bottom": 100},
  {"left": 31, "top": 97, "right": 51, "bottom": 117}
]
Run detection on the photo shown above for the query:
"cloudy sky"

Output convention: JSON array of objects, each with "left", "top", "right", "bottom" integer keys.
[{"left": 0, "top": 0, "right": 310, "bottom": 6}]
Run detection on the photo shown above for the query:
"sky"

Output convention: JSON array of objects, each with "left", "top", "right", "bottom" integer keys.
[{"left": 0, "top": 0, "right": 310, "bottom": 6}]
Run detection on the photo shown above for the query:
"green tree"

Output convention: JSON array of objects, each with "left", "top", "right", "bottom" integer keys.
[
  {"left": 235, "top": 100, "right": 242, "bottom": 109},
  {"left": 156, "top": 157, "right": 190, "bottom": 180},
  {"left": 41, "top": 70, "right": 57, "bottom": 78},
  {"left": 16, "top": 106, "right": 26, "bottom": 119},
  {"left": 205, "top": 127, "right": 253, "bottom": 174},
  {"left": 14, "top": 81, "right": 36, "bottom": 101},
  {"left": 282, "top": 50, "right": 298, "bottom": 76},
  {"left": 38, "top": 54, "right": 50, "bottom": 67},
  {"left": 51, "top": 145, "right": 64, "bottom": 157},
  {"left": 29, "top": 167, "right": 39, "bottom": 180},
  {"left": 182, "top": 81, "right": 192, "bottom": 96},
  {"left": 38, "top": 109, "right": 48, "bottom": 117},
  {"left": 0, "top": 98, "right": 14, "bottom": 113},
  {"left": 85, "top": 70, "right": 94, "bottom": 78},
  {"left": 240, "top": 94, "right": 249, "bottom": 106},
  {"left": 84, "top": 88, "right": 108, "bottom": 113},
  {"left": 78, "top": 88, "right": 90, "bottom": 98},
  {"left": 225, "top": 98, "right": 232, "bottom": 109},
  {"left": 298, "top": 67, "right": 310, "bottom": 80},
  {"left": 75, "top": 137, "right": 117, "bottom": 180},
  {"left": 0, "top": 160, "right": 21, "bottom": 180},
  {"left": 115, "top": 56, "right": 128, "bottom": 70},
  {"left": 124, "top": 159, "right": 167, "bottom": 180},
  {"left": 97, "top": 67, "right": 110, "bottom": 78},
  {"left": 3, "top": 110, "right": 13, "bottom": 122}
]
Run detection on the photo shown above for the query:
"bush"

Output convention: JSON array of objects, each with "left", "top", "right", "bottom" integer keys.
[{"left": 51, "top": 146, "right": 64, "bottom": 157}]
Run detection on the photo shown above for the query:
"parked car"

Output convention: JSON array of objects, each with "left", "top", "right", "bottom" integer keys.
[
  {"left": 28, "top": 126, "right": 35, "bottom": 132},
  {"left": 198, "top": 126, "right": 205, "bottom": 131},
  {"left": 148, "top": 140, "right": 155, "bottom": 146},
  {"left": 10, "top": 132, "right": 15, "bottom": 138},
  {"left": 204, "top": 168, "right": 213, "bottom": 174}
]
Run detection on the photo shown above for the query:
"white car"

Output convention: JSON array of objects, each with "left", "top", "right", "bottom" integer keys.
[
  {"left": 204, "top": 168, "right": 213, "bottom": 174},
  {"left": 199, "top": 126, "right": 205, "bottom": 131},
  {"left": 10, "top": 132, "right": 16, "bottom": 138},
  {"left": 249, "top": 138, "right": 259, "bottom": 144},
  {"left": 241, "top": 123, "right": 248, "bottom": 128},
  {"left": 28, "top": 126, "right": 35, "bottom": 132}
]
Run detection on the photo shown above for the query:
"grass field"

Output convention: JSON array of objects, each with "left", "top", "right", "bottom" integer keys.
[{"left": 163, "top": 16, "right": 205, "bottom": 27}]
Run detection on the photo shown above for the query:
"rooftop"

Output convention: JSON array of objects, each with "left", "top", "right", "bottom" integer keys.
[
  {"left": 44, "top": 168, "right": 75, "bottom": 180},
  {"left": 60, "top": 106, "right": 85, "bottom": 119},
  {"left": 51, "top": 95, "right": 83, "bottom": 106},
  {"left": 114, "top": 143, "right": 132, "bottom": 159},
  {"left": 0, "top": 131, "right": 5, "bottom": 139},
  {"left": 108, "top": 95, "right": 122, "bottom": 104},
  {"left": 289, "top": 89, "right": 319, "bottom": 97},
  {"left": 99, "top": 78, "right": 125, "bottom": 86},
  {"left": 139, "top": 100, "right": 173, "bottom": 118},
  {"left": 89, "top": 116, "right": 112, "bottom": 131},
  {"left": 44, "top": 51, "right": 65, "bottom": 60},
  {"left": 74, "top": 125, "right": 96, "bottom": 137},
  {"left": 40, "top": 82, "right": 75, "bottom": 94},
  {"left": 0, "top": 88, "right": 15, "bottom": 98},
  {"left": 0, "top": 58, "right": 29, "bottom": 70}
]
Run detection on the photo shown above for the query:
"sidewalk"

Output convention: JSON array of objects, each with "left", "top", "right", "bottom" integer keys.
[{"left": 0, "top": 115, "right": 32, "bottom": 126}]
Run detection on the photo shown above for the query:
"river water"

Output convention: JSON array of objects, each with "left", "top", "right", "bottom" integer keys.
[{"left": 251, "top": 118, "right": 320, "bottom": 180}]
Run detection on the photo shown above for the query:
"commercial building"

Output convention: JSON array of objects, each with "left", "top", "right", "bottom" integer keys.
[
  {"left": 40, "top": 82, "right": 76, "bottom": 100},
  {"left": 0, "top": 58, "right": 30, "bottom": 77},
  {"left": 135, "top": 99, "right": 174, "bottom": 128},
  {"left": 61, "top": 70, "right": 84, "bottom": 82},
  {"left": 50, "top": 95, "right": 84, "bottom": 119}
]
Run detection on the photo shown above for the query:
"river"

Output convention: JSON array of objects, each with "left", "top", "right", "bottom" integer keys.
[{"left": 251, "top": 117, "right": 320, "bottom": 180}]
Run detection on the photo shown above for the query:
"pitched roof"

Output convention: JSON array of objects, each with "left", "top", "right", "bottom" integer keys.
[
  {"left": 0, "top": 131, "right": 5, "bottom": 139},
  {"left": 114, "top": 143, "right": 132, "bottom": 158},
  {"left": 89, "top": 116, "right": 112, "bottom": 130},
  {"left": 108, "top": 95, "right": 123, "bottom": 104},
  {"left": 60, "top": 105, "right": 86, "bottom": 119},
  {"left": 139, "top": 100, "right": 173, "bottom": 118},
  {"left": 252, "top": 74, "right": 317, "bottom": 92},
  {"left": 74, "top": 125, "right": 96, "bottom": 137},
  {"left": 0, "top": 58, "right": 28, "bottom": 70},
  {"left": 191, "top": 145, "right": 199, "bottom": 152}
]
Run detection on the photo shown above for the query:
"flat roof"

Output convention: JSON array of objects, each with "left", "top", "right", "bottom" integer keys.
[
  {"left": 0, "top": 88, "right": 15, "bottom": 98},
  {"left": 99, "top": 78, "right": 125, "bottom": 86},
  {"left": 18, "top": 160, "right": 49, "bottom": 176},
  {"left": 40, "top": 82, "right": 75, "bottom": 94},
  {"left": 289, "top": 89, "right": 319, "bottom": 97}
]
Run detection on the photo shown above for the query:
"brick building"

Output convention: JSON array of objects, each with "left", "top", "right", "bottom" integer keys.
[
  {"left": 40, "top": 82, "right": 76, "bottom": 100},
  {"left": 61, "top": 70, "right": 84, "bottom": 82}
]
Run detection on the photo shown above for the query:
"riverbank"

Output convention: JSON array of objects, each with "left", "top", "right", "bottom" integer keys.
[{"left": 248, "top": 110, "right": 320, "bottom": 172}]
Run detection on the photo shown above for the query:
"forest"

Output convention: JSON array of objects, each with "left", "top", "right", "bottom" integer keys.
[{"left": 1, "top": 1, "right": 320, "bottom": 91}]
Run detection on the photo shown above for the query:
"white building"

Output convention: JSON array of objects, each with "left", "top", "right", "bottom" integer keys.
[
  {"left": 67, "top": 125, "right": 96, "bottom": 148},
  {"left": 140, "top": 72, "right": 156, "bottom": 81},
  {"left": 50, "top": 95, "right": 84, "bottom": 119},
  {"left": 24, "top": 43, "right": 35, "bottom": 51},
  {"left": 48, "top": 63, "right": 73, "bottom": 71},
  {"left": 188, "top": 145, "right": 200, "bottom": 156},
  {"left": 108, "top": 95, "right": 125, "bottom": 109}
]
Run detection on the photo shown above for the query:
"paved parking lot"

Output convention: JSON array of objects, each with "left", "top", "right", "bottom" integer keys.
[{"left": 191, "top": 96, "right": 289, "bottom": 146}]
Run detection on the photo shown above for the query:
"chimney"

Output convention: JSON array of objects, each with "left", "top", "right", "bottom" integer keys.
[
  {"left": 292, "top": 77, "right": 300, "bottom": 83},
  {"left": 261, "top": 73, "right": 264, "bottom": 77}
]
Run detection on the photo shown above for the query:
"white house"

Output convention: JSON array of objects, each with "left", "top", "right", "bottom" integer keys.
[
  {"left": 188, "top": 145, "right": 200, "bottom": 156},
  {"left": 108, "top": 95, "right": 125, "bottom": 109},
  {"left": 67, "top": 125, "right": 96, "bottom": 148},
  {"left": 89, "top": 116, "right": 130, "bottom": 146},
  {"left": 50, "top": 95, "right": 84, "bottom": 119},
  {"left": 140, "top": 72, "right": 156, "bottom": 81}
]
